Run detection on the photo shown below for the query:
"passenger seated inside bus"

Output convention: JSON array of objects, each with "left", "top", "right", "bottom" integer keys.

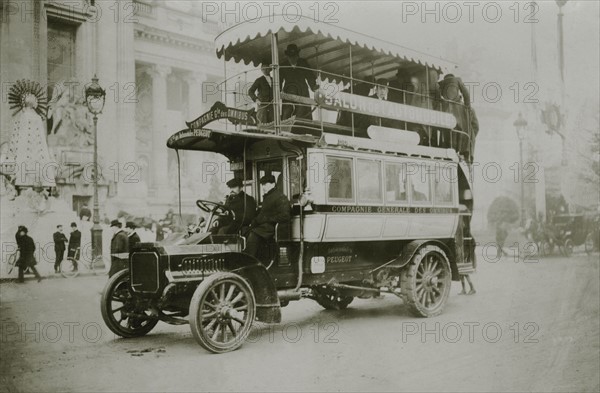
[{"left": 245, "top": 174, "right": 291, "bottom": 261}]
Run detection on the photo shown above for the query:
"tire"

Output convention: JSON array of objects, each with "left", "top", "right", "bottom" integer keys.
[
  {"left": 61, "top": 258, "right": 80, "bottom": 278},
  {"left": 313, "top": 286, "right": 354, "bottom": 310},
  {"left": 401, "top": 245, "right": 452, "bottom": 318},
  {"left": 563, "top": 238, "right": 574, "bottom": 257},
  {"left": 100, "top": 270, "right": 158, "bottom": 338},
  {"left": 585, "top": 233, "right": 595, "bottom": 255},
  {"left": 189, "top": 272, "right": 256, "bottom": 354}
]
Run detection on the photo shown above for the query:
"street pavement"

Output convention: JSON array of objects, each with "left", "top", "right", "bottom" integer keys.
[{"left": 0, "top": 249, "right": 598, "bottom": 392}]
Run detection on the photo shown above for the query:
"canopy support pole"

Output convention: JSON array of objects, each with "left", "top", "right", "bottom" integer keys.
[
  {"left": 270, "top": 32, "right": 282, "bottom": 135},
  {"left": 349, "top": 45, "right": 355, "bottom": 137},
  {"left": 176, "top": 149, "right": 182, "bottom": 226},
  {"left": 223, "top": 57, "right": 228, "bottom": 131},
  {"left": 426, "top": 65, "right": 431, "bottom": 146}
]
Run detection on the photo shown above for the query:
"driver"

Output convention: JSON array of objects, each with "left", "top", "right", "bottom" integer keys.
[
  {"left": 244, "top": 175, "right": 291, "bottom": 259},
  {"left": 218, "top": 178, "right": 257, "bottom": 235}
]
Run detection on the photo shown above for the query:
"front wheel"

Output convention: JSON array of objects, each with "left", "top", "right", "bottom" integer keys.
[
  {"left": 100, "top": 270, "right": 158, "bottom": 338},
  {"left": 189, "top": 272, "right": 256, "bottom": 353},
  {"left": 401, "top": 245, "right": 451, "bottom": 317}
]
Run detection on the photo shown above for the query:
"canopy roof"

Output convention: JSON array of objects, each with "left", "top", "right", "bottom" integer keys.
[
  {"left": 215, "top": 15, "right": 457, "bottom": 82},
  {"left": 166, "top": 127, "right": 317, "bottom": 157}
]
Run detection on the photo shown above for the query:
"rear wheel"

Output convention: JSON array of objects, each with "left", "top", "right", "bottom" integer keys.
[
  {"left": 189, "top": 272, "right": 256, "bottom": 353},
  {"left": 61, "top": 258, "right": 80, "bottom": 278},
  {"left": 100, "top": 270, "right": 158, "bottom": 338},
  {"left": 401, "top": 245, "right": 451, "bottom": 317},
  {"left": 563, "top": 238, "right": 574, "bottom": 257}
]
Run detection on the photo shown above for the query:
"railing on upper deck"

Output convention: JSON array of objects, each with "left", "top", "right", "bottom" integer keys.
[{"left": 206, "top": 65, "right": 476, "bottom": 162}]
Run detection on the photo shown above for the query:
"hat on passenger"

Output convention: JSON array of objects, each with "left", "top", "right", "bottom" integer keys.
[
  {"left": 125, "top": 221, "right": 137, "bottom": 229},
  {"left": 110, "top": 219, "right": 122, "bottom": 228},
  {"left": 226, "top": 178, "right": 243, "bottom": 188},
  {"left": 259, "top": 174, "right": 276, "bottom": 185},
  {"left": 284, "top": 44, "right": 300, "bottom": 56}
]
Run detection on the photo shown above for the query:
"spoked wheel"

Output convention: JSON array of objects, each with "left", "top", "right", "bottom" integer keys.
[
  {"left": 562, "top": 239, "right": 574, "bottom": 257},
  {"left": 189, "top": 272, "right": 256, "bottom": 353},
  {"left": 401, "top": 245, "right": 451, "bottom": 317},
  {"left": 585, "top": 233, "right": 595, "bottom": 255},
  {"left": 100, "top": 270, "right": 158, "bottom": 338},
  {"left": 61, "top": 258, "right": 80, "bottom": 278},
  {"left": 313, "top": 286, "right": 354, "bottom": 310},
  {"left": 544, "top": 241, "right": 555, "bottom": 256}
]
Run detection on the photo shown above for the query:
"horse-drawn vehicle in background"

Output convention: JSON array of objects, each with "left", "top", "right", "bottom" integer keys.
[
  {"left": 538, "top": 212, "right": 600, "bottom": 257},
  {"left": 101, "top": 15, "right": 477, "bottom": 353}
]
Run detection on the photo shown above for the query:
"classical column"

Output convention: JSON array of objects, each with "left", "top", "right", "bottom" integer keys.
[
  {"left": 184, "top": 71, "right": 208, "bottom": 119},
  {"left": 116, "top": 14, "right": 136, "bottom": 197},
  {"left": 146, "top": 64, "right": 172, "bottom": 191}
]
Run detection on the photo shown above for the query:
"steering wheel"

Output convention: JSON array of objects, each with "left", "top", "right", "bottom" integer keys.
[
  {"left": 196, "top": 200, "right": 230, "bottom": 215},
  {"left": 195, "top": 200, "right": 235, "bottom": 234}
]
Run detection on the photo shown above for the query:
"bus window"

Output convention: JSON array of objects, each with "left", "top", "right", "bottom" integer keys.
[
  {"left": 257, "top": 159, "right": 284, "bottom": 203},
  {"left": 434, "top": 165, "right": 454, "bottom": 205},
  {"left": 357, "top": 159, "right": 382, "bottom": 203},
  {"left": 287, "top": 157, "right": 303, "bottom": 203},
  {"left": 327, "top": 156, "right": 354, "bottom": 202},
  {"left": 385, "top": 162, "right": 408, "bottom": 204},
  {"left": 408, "top": 163, "right": 431, "bottom": 204}
]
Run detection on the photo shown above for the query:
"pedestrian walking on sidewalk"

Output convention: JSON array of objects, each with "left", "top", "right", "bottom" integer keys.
[{"left": 15, "top": 226, "right": 42, "bottom": 283}]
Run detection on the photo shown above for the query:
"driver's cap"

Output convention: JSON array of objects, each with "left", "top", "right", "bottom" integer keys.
[
  {"left": 259, "top": 174, "right": 276, "bottom": 185},
  {"left": 226, "top": 178, "right": 243, "bottom": 188}
]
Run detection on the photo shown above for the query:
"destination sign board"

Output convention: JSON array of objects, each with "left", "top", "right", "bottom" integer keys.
[
  {"left": 314, "top": 90, "right": 456, "bottom": 129},
  {"left": 186, "top": 101, "right": 255, "bottom": 130}
]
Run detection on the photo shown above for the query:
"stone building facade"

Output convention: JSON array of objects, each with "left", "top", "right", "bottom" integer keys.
[{"left": 1, "top": 0, "right": 230, "bottom": 219}]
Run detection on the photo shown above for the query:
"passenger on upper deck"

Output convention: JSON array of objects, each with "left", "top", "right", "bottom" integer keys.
[
  {"left": 247, "top": 63, "right": 274, "bottom": 124},
  {"left": 439, "top": 73, "right": 477, "bottom": 159},
  {"left": 439, "top": 73, "right": 470, "bottom": 130},
  {"left": 336, "top": 78, "right": 373, "bottom": 134},
  {"left": 280, "top": 44, "right": 319, "bottom": 120},
  {"left": 387, "top": 68, "right": 411, "bottom": 104}
]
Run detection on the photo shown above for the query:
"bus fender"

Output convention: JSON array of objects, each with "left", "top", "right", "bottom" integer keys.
[
  {"left": 223, "top": 252, "right": 282, "bottom": 324},
  {"left": 395, "top": 241, "right": 456, "bottom": 278}
]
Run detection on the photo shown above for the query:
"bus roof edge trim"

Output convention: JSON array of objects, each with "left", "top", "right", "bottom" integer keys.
[{"left": 215, "top": 15, "right": 457, "bottom": 75}]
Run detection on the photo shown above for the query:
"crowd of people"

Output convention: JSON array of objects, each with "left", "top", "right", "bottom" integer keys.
[{"left": 245, "top": 43, "right": 479, "bottom": 160}]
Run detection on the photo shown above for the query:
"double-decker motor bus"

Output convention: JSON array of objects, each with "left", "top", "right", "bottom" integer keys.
[{"left": 101, "top": 15, "right": 477, "bottom": 353}]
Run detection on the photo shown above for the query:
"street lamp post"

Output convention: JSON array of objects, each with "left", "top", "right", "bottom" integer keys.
[
  {"left": 85, "top": 75, "right": 106, "bottom": 259},
  {"left": 514, "top": 112, "right": 528, "bottom": 226}
]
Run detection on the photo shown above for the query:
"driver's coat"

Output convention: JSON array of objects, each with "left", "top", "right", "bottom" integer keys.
[{"left": 225, "top": 191, "right": 257, "bottom": 232}]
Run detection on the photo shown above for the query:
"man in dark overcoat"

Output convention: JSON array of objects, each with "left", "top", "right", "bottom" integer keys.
[
  {"left": 248, "top": 63, "right": 274, "bottom": 124},
  {"left": 16, "top": 226, "right": 42, "bottom": 283},
  {"left": 218, "top": 178, "right": 257, "bottom": 235},
  {"left": 439, "top": 73, "right": 472, "bottom": 151},
  {"left": 53, "top": 224, "right": 68, "bottom": 273},
  {"left": 68, "top": 222, "right": 81, "bottom": 270},
  {"left": 244, "top": 175, "right": 291, "bottom": 260},
  {"left": 125, "top": 221, "right": 141, "bottom": 254},
  {"left": 280, "top": 44, "right": 319, "bottom": 120},
  {"left": 108, "top": 220, "right": 129, "bottom": 278}
]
